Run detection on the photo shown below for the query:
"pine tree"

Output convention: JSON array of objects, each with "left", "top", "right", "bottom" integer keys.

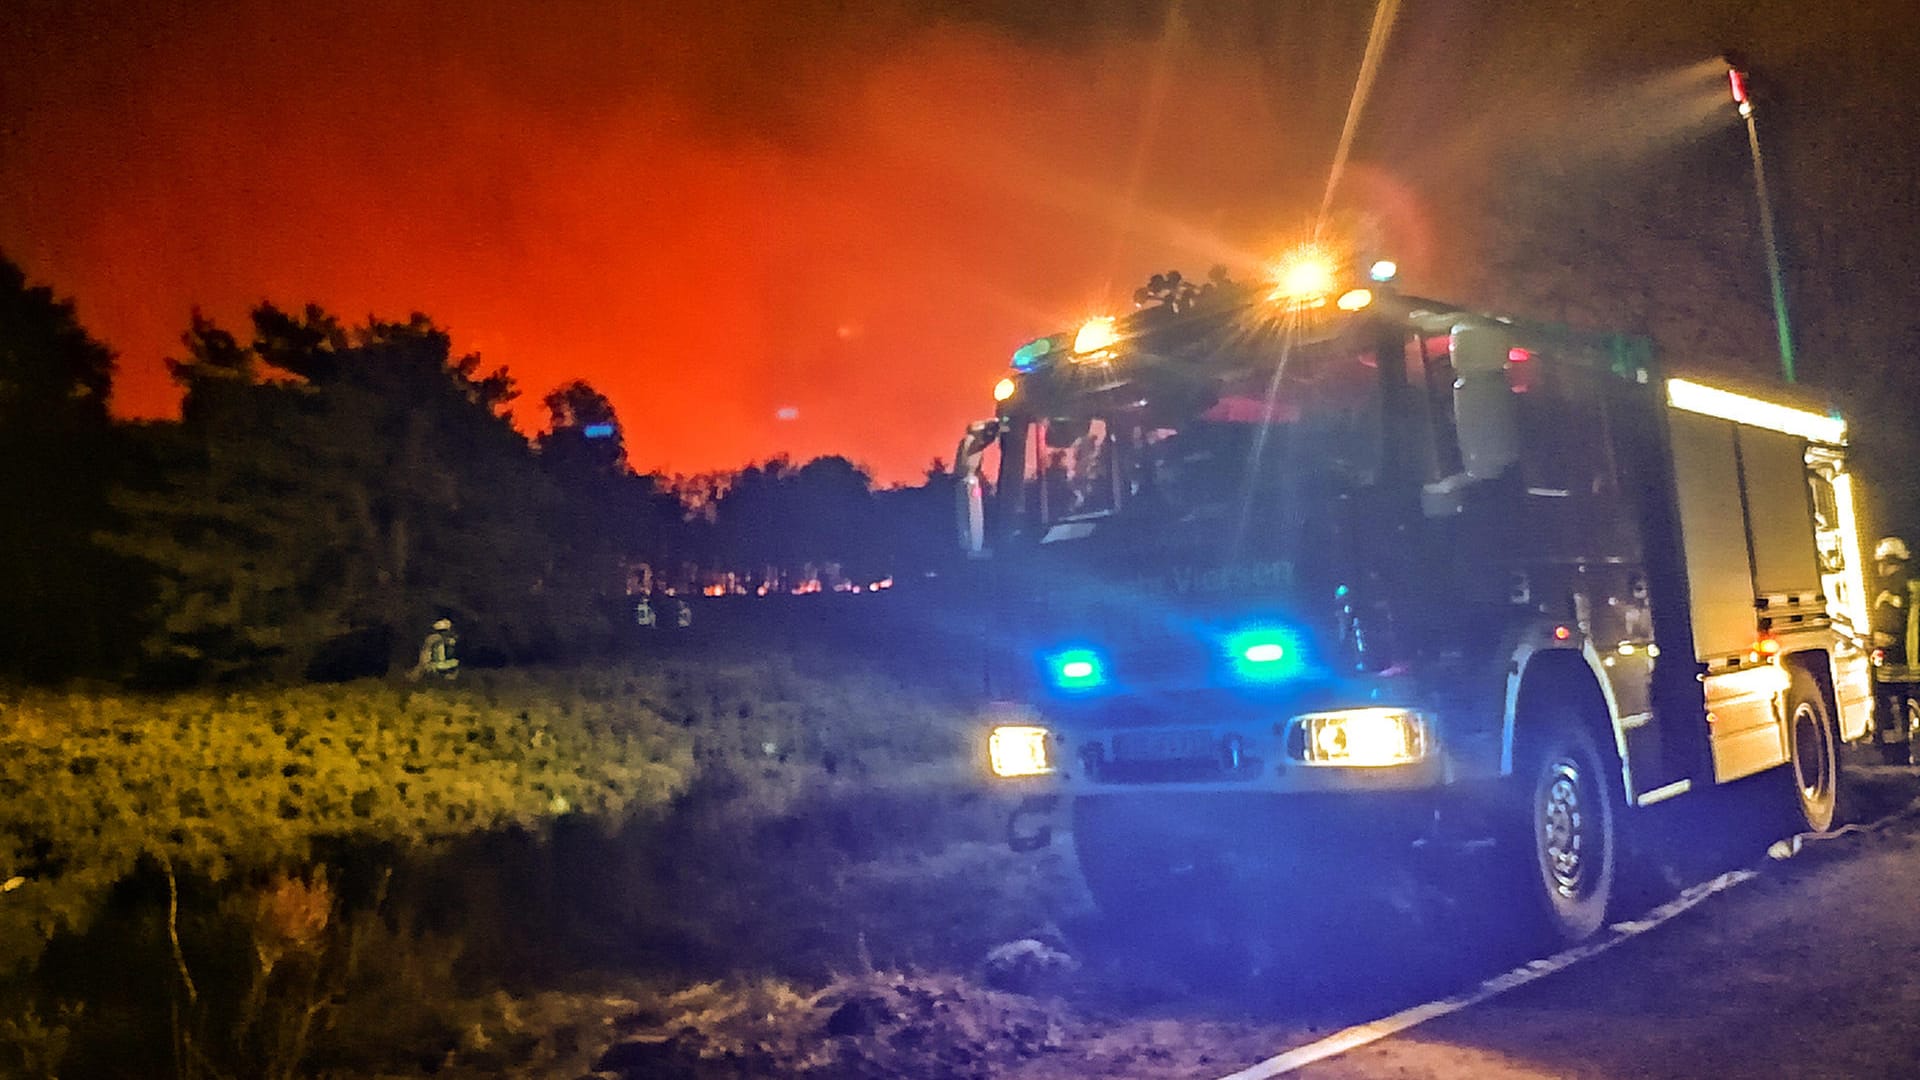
[
  {"left": 0, "top": 254, "right": 129, "bottom": 680},
  {"left": 104, "top": 304, "right": 599, "bottom": 681}
]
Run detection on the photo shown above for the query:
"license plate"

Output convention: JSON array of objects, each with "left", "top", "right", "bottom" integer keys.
[{"left": 1111, "top": 729, "right": 1215, "bottom": 762}]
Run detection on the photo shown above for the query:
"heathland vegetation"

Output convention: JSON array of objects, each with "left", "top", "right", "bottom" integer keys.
[{"left": 0, "top": 659, "right": 1061, "bottom": 1076}]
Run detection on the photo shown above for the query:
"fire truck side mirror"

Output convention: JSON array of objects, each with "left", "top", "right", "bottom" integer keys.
[
  {"left": 1450, "top": 324, "right": 1519, "bottom": 481},
  {"left": 956, "top": 420, "right": 1001, "bottom": 464},
  {"left": 954, "top": 420, "right": 1001, "bottom": 557},
  {"left": 958, "top": 470, "right": 987, "bottom": 556}
]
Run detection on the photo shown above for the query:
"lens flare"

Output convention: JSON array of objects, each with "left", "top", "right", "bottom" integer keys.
[
  {"left": 1265, "top": 245, "right": 1340, "bottom": 307},
  {"left": 1073, "top": 316, "right": 1119, "bottom": 356}
]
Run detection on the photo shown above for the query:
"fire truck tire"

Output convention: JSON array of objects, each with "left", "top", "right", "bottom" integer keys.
[
  {"left": 1515, "top": 714, "right": 1619, "bottom": 943},
  {"left": 1782, "top": 667, "right": 1851, "bottom": 833}
]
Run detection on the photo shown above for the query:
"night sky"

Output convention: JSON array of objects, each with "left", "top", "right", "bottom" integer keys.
[{"left": 5, "top": 1, "right": 1918, "bottom": 486}]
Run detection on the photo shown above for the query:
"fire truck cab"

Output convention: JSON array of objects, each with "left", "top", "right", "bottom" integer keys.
[{"left": 957, "top": 253, "right": 1874, "bottom": 942}]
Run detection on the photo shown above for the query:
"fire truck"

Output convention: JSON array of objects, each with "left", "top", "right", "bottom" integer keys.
[{"left": 955, "top": 251, "right": 1876, "bottom": 942}]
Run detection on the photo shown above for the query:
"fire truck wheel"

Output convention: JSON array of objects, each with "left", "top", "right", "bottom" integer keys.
[
  {"left": 1783, "top": 668, "right": 1850, "bottom": 833},
  {"left": 1518, "top": 715, "right": 1619, "bottom": 943}
]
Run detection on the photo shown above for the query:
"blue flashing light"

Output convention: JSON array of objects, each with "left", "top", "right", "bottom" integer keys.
[
  {"left": 1047, "top": 648, "right": 1107, "bottom": 691},
  {"left": 582, "top": 423, "right": 616, "bottom": 439},
  {"left": 1224, "top": 626, "right": 1307, "bottom": 683},
  {"left": 1011, "top": 336, "right": 1054, "bottom": 372}
]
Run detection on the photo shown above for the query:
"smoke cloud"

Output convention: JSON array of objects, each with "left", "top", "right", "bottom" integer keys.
[{"left": 4, "top": 1, "right": 1916, "bottom": 481}]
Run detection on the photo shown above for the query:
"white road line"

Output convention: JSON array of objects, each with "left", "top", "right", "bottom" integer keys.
[{"left": 1216, "top": 793, "right": 1920, "bottom": 1080}]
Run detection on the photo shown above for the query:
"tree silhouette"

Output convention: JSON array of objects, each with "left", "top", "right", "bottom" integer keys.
[
  {"left": 534, "top": 378, "right": 691, "bottom": 610},
  {"left": 104, "top": 304, "right": 598, "bottom": 680},
  {"left": 538, "top": 380, "right": 627, "bottom": 476},
  {"left": 1, "top": 260, "right": 976, "bottom": 684},
  {"left": 0, "top": 253, "right": 132, "bottom": 680},
  {"left": 790, "top": 455, "right": 880, "bottom": 581}
]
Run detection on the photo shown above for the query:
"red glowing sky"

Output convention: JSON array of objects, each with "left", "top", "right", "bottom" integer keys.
[{"left": 5, "top": 1, "right": 1917, "bottom": 483}]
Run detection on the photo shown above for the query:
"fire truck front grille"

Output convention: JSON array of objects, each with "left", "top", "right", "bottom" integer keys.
[
  {"left": 1079, "top": 728, "right": 1263, "bottom": 784},
  {"left": 1090, "top": 758, "right": 1260, "bottom": 783}
]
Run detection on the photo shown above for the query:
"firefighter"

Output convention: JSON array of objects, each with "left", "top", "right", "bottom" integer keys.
[
  {"left": 634, "top": 596, "right": 657, "bottom": 629},
  {"left": 1872, "top": 536, "right": 1918, "bottom": 763},
  {"left": 411, "top": 618, "right": 460, "bottom": 681},
  {"left": 1872, "top": 536, "right": 1915, "bottom": 664},
  {"left": 673, "top": 597, "right": 693, "bottom": 629}
]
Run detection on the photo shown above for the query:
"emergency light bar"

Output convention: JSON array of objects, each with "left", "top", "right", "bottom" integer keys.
[
  {"left": 1073, "top": 317, "right": 1119, "bottom": 357},
  {"left": 1665, "top": 378, "right": 1846, "bottom": 445},
  {"left": 1011, "top": 336, "right": 1054, "bottom": 371}
]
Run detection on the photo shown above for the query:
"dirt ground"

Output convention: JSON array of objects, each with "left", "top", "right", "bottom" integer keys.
[{"left": 586, "top": 762, "right": 1920, "bottom": 1080}]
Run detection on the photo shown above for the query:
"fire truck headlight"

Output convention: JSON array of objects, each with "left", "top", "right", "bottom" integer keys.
[
  {"left": 989, "top": 725, "right": 1054, "bottom": 777},
  {"left": 993, "top": 376, "right": 1017, "bottom": 402},
  {"left": 1291, "top": 708, "right": 1429, "bottom": 766}
]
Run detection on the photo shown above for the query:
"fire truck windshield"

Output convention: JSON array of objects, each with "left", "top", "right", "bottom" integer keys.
[{"left": 1000, "top": 336, "right": 1386, "bottom": 543}]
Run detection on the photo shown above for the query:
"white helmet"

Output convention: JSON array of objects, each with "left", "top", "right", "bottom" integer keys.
[
  {"left": 432, "top": 618, "right": 453, "bottom": 631},
  {"left": 1876, "top": 537, "right": 1910, "bottom": 562}
]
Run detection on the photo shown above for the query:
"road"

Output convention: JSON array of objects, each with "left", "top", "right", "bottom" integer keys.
[
  {"left": 1291, "top": 770, "right": 1920, "bottom": 1079},
  {"left": 1006, "top": 762, "right": 1920, "bottom": 1080}
]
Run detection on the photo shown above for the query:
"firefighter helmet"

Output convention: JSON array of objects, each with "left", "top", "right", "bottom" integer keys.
[
  {"left": 1876, "top": 536, "right": 1910, "bottom": 563},
  {"left": 432, "top": 618, "right": 453, "bottom": 631}
]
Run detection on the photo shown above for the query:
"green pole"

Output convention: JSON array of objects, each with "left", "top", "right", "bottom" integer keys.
[{"left": 1743, "top": 108, "right": 1796, "bottom": 383}]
